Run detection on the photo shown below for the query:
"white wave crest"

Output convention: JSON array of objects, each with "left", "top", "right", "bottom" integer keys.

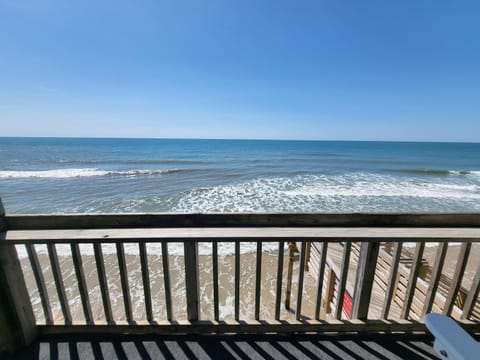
[
  {"left": 172, "top": 173, "right": 480, "bottom": 213},
  {"left": 0, "top": 168, "right": 182, "bottom": 178}
]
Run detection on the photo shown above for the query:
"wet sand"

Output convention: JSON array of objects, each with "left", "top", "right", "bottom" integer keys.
[
  {"left": 18, "top": 243, "right": 478, "bottom": 324},
  {"left": 19, "top": 247, "right": 318, "bottom": 324}
]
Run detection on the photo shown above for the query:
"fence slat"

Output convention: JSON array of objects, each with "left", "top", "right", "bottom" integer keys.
[
  {"left": 235, "top": 242, "right": 240, "bottom": 321},
  {"left": 275, "top": 241, "right": 285, "bottom": 320},
  {"left": 93, "top": 243, "right": 112, "bottom": 322},
  {"left": 296, "top": 241, "right": 307, "bottom": 320},
  {"left": 422, "top": 242, "right": 448, "bottom": 317},
  {"left": 352, "top": 241, "right": 380, "bottom": 320},
  {"left": 335, "top": 242, "right": 351, "bottom": 320},
  {"left": 381, "top": 242, "right": 403, "bottom": 319},
  {"left": 315, "top": 241, "right": 328, "bottom": 320},
  {"left": 255, "top": 241, "right": 262, "bottom": 320},
  {"left": 443, "top": 242, "right": 471, "bottom": 316},
  {"left": 401, "top": 241, "right": 425, "bottom": 319},
  {"left": 139, "top": 242, "right": 153, "bottom": 321},
  {"left": 26, "top": 244, "right": 53, "bottom": 324},
  {"left": 212, "top": 242, "right": 219, "bottom": 321},
  {"left": 461, "top": 262, "right": 480, "bottom": 320},
  {"left": 116, "top": 243, "right": 132, "bottom": 321},
  {"left": 184, "top": 241, "right": 200, "bottom": 321},
  {"left": 161, "top": 242, "right": 173, "bottom": 321},
  {"left": 47, "top": 243, "right": 71, "bottom": 323},
  {"left": 70, "top": 243, "right": 92, "bottom": 323}
]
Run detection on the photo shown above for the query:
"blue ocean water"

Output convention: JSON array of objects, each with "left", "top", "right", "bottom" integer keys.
[{"left": 1, "top": 137, "right": 480, "bottom": 214}]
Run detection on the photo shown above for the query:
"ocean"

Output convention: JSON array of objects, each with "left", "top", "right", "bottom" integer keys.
[
  {"left": 1, "top": 137, "right": 480, "bottom": 214},
  {"left": 2, "top": 137, "right": 480, "bottom": 321}
]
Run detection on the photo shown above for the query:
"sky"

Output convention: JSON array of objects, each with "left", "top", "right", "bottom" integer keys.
[{"left": 1, "top": 0, "right": 479, "bottom": 142}]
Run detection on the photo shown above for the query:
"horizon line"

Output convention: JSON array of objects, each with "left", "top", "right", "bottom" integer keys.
[{"left": 1, "top": 135, "right": 479, "bottom": 144}]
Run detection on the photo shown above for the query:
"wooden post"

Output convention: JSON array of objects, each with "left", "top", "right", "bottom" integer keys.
[
  {"left": 184, "top": 241, "right": 200, "bottom": 321},
  {"left": 0, "top": 197, "right": 37, "bottom": 353},
  {"left": 351, "top": 241, "right": 380, "bottom": 320}
]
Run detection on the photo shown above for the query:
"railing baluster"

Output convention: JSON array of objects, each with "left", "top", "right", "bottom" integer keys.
[
  {"left": 93, "top": 243, "right": 112, "bottom": 322},
  {"left": 139, "top": 242, "right": 153, "bottom": 322},
  {"left": 295, "top": 241, "right": 307, "bottom": 320},
  {"left": 352, "top": 241, "right": 380, "bottom": 320},
  {"left": 443, "top": 242, "right": 471, "bottom": 316},
  {"left": 401, "top": 241, "right": 425, "bottom": 319},
  {"left": 235, "top": 242, "right": 240, "bottom": 321},
  {"left": 255, "top": 241, "right": 262, "bottom": 321},
  {"left": 275, "top": 240, "right": 285, "bottom": 321},
  {"left": 26, "top": 244, "right": 53, "bottom": 324},
  {"left": 212, "top": 242, "right": 219, "bottom": 321},
  {"left": 315, "top": 241, "right": 328, "bottom": 320},
  {"left": 116, "top": 242, "right": 132, "bottom": 321},
  {"left": 422, "top": 242, "right": 448, "bottom": 317},
  {"left": 71, "top": 243, "right": 92, "bottom": 323},
  {"left": 381, "top": 242, "right": 403, "bottom": 319},
  {"left": 335, "top": 242, "right": 351, "bottom": 320},
  {"left": 184, "top": 241, "right": 200, "bottom": 321},
  {"left": 161, "top": 241, "right": 173, "bottom": 321},
  {"left": 47, "top": 243, "right": 72, "bottom": 323},
  {"left": 461, "top": 263, "right": 480, "bottom": 320}
]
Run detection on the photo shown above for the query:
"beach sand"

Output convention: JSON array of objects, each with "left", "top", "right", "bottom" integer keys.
[
  {"left": 18, "top": 246, "right": 318, "bottom": 324},
  {"left": 17, "top": 243, "right": 478, "bottom": 324}
]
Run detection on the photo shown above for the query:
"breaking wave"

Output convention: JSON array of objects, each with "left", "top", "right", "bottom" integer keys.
[{"left": 0, "top": 168, "right": 185, "bottom": 178}]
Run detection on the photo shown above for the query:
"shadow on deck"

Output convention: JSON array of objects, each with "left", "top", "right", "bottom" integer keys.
[{"left": 7, "top": 333, "right": 439, "bottom": 360}]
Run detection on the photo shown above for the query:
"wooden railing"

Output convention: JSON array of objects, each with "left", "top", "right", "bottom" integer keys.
[{"left": 1, "top": 203, "right": 480, "bottom": 351}]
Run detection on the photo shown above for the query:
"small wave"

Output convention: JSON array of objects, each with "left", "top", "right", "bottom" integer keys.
[
  {"left": 55, "top": 159, "right": 208, "bottom": 165},
  {"left": 172, "top": 173, "right": 480, "bottom": 213},
  {"left": 389, "top": 169, "right": 476, "bottom": 176},
  {"left": 0, "top": 168, "right": 185, "bottom": 178}
]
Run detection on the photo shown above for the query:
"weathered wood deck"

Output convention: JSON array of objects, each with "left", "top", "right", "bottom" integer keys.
[{"left": 1, "top": 197, "right": 480, "bottom": 354}]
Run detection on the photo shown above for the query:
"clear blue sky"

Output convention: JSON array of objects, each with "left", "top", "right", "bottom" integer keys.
[{"left": 1, "top": 0, "right": 479, "bottom": 141}]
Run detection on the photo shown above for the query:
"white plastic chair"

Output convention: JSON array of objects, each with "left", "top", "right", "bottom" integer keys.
[{"left": 425, "top": 313, "right": 480, "bottom": 360}]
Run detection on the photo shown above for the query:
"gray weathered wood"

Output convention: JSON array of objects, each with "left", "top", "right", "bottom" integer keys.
[
  {"left": 0, "top": 200, "right": 37, "bottom": 352},
  {"left": 401, "top": 242, "right": 425, "bottom": 319},
  {"left": 461, "top": 262, "right": 480, "bottom": 320},
  {"left": 26, "top": 244, "right": 53, "bottom": 324},
  {"left": 212, "top": 242, "right": 219, "bottom": 321},
  {"left": 6, "top": 227, "right": 480, "bottom": 244},
  {"left": 116, "top": 243, "right": 132, "bottom": 321},
  {"left": 285, "top": 243, "right": 295, "bottom": 311},
  {"left": 443, "top": 242, "right": 471, "bottom": 316},
  {"left": 352, "top": 241, "right": 380, "bottom": 320},
  {"left": 296, "top": 241, "right": 307, "bottom": 320},
  {"left": 381, "top": 242, "right": 403, "bottom": 319},
  {"left": 47, "top": 243, "right": 72, "bottom": 323},
  {"left": 315, "top": 241, "right": 328, "bottom": 320},
  {"left": 7, "top": 212, "right": 480, "bottom": 230},
  {"left": 335, "top": 242, "right": 352, "bottom": 320},
  {"left": 93, "top": 243, "right": 112, "bottom": 322},
  {"left": 255, "top": 241, "right": 262, "bottom": 321},
  {"left": 275, "top": 241, "right": 285, "bottom": 320},
  {"left": 70, "top": 243, "right": 93, "bottom": 323},
  {"left": 235, "top": 242, "right": 240, "bottom": 321},
  {"left": 325, "top": 268, "right": 336, "bottom": 314},
  {"left": 184, "top": 241, "right": 200, "bottom": 321},
  {"left": 422, "top": 242, "right": 448, "bottom": 317},
  {"left": 139, "top": 242, "right": 153, "bottom": 321},
  {"left": 161, "top": 242, "right": 173, "bottom": 321},
  {"left": 36, "top": 317, "right": 480, "bottom": 335}
]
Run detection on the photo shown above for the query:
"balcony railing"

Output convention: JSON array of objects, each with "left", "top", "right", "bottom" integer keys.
[{"left": 1, "top": 199, "right": 480, "bottom": 352}]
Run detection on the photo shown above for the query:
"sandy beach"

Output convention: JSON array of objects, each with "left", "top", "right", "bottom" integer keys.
[{"left": 17, "top": 242, "right": 478, "bottom": 324}]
